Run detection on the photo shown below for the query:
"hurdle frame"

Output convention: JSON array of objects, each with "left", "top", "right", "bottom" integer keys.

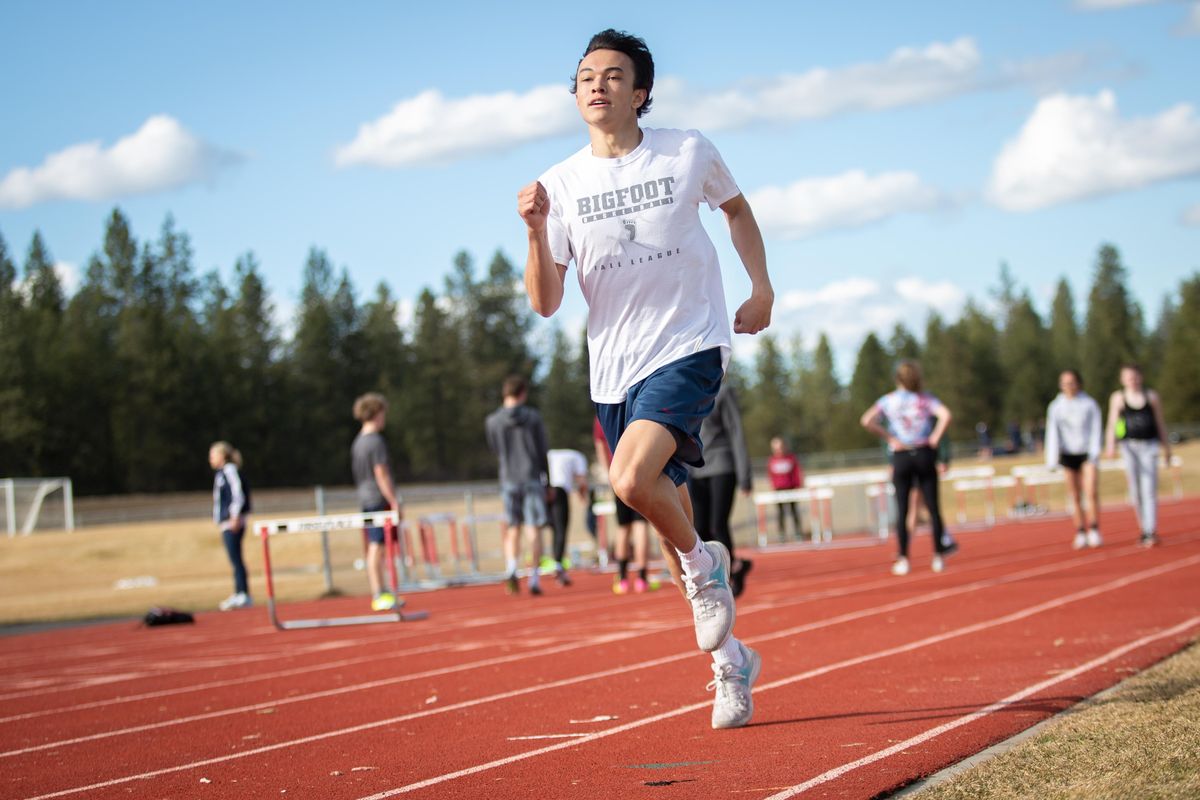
[{"left": 258, "top": 511, "right": 430, "bottom": 630}]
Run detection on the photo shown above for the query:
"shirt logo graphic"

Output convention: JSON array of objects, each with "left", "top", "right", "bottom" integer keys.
[{"left": 576, "top": 177, "right": 676, "bottom": 225}]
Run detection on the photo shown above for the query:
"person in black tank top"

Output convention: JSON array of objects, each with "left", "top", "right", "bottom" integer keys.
[{"left": 1105, "top": 364, "right": 1172, "bottom": 546}]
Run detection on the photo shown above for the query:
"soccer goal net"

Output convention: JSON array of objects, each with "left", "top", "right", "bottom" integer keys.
[{"left": 1, "top": 478, "right": 75, "bottom": 536}]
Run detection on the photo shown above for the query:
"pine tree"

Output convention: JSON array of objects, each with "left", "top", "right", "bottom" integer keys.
[
  {"left": 844, "top": 333, "right": 892, "bottom": 449},
  {"left": 539, "top": 324, "right": 592, "bottom": 455},
  {"left": 999, "top": 291, "right": 1053, "bottom": 432},
  {"left": 797, "top": 334, "right": 842, "bottom": 452},
  {"left": 742, "top": 334, "right": 793, "bottom": 457},
  {"left": 1159, "top": 273, "right": 1200, "bottom": 424},
  {"left": 1048, "top": 278, "right": 1080, "bottom": 374},
  {"left": 0, "top": 230, "right": 36, "bottom": 475},
  {"left": 401, "top": 288, "right": 471, "bottom": 478},
  {"left": 887, "top": 323, "right": 921, "bottom": 363},
  {"left": 21, "top": 232, "right": 67, "bottom": 476},
  {"left": 1082, "top": 244, "right": 1143, "bottom": 392}
]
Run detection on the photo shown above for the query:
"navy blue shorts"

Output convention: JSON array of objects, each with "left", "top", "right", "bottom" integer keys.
[
  {"left": 595, "top": 348, "right": 724, "bottom": 487},
  {"left": 362, "top": 501, "right": 390, "bottom": 545}
]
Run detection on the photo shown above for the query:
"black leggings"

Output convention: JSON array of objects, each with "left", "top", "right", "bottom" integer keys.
[
  {"left": 548, "top": 487, "right": 570, "bottom": 563},
  {"left": 777, "top": 502, "right": 801, "bottom": 536},
  {"left": 892, "top": 447, "right": 946, "bottom": 558},
  {"left": 691, "top": 472, "right": 737, "bottom": 560},
  {"left": 222, "top": 525, "right": 249, "bottom": 594}
]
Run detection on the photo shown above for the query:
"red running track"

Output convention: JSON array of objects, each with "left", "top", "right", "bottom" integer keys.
[{"left": 2, "top": 500, "right": 1199, "bottom": 799}]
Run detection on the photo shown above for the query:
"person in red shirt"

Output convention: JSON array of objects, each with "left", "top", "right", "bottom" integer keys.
[{"left": 767, "top": 437, "right": 805, "bottom": 540}]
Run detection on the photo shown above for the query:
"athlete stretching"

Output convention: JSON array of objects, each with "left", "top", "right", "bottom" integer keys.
[{"left": 517, "top": 29, "right": 773, "bottom": 728}]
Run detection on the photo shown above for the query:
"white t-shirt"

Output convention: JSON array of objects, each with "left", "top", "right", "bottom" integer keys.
[
  {"left": 875, "top": 390, "right": 943, "bottom": 450},
  {"left": 547, "top": 449, "right": 589, "bottom": 491},
  {"left": 539, "top": 128, "right": 740, "bottom": 403}
]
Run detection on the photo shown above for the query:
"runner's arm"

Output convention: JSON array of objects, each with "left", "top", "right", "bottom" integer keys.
[
  {"left": 518, "top": 180, "right": 567, "bottom": 317},
  {"left": 720, "top": 193, "right": 773, "bottom": 334}
]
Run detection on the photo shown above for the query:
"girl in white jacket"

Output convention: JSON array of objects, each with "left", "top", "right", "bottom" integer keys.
[{"left": 1044, "top": 370, "right": 1103, "bottom": 549}]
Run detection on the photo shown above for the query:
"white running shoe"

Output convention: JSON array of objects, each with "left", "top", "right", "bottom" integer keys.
[
  {"left": 219, "top": 592, "right": 251, "bottom": 611},
  {"left": 683, "top": 540, "right": 735, "bottom": 652},
  {"left": 1072, "top": 531, "right": 1087, "bottom": 550},
  {"left": 931, "top": 555, "right": 944, "bottom": 573},
  {"left": 1086, "top": 528, "right": 1102, "bottom": 548},
  {"left": 891, "top": 557, "right": 910, "bottom": 576},
  {"left": 708, "top": 642, "right": 762, "bottom": 729}
]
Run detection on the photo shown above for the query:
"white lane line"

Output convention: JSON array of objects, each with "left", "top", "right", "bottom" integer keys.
[
  {"left": 761, "top": 615, "right": 1200, "bottom": 799},
  {"left": 505, "top": 734, "right": 588, "bottom": 741},
  {"left": 2, "top": 543, "right": 1131, "bottom": 755},
  {"left": 5, "top": 540, "right": 1180, "bottom": 757},
  {"left": 348, "top": 554, "right": 1200, "bottom": 800},
  {"left": 3, "top": 532, "right": 1152, "bottom": 721},
  {"left": 19, "top": 551, "right": 1198, "bottom": 800}
]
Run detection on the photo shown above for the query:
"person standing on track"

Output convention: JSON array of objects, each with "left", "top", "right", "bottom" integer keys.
[
  {"left": 486, "top": 375, "right": 551, "bottom": 596},
  {"left": 209, "top": 441, "right": 253, "bottom": 610},
  {"left": 767, "top": 436, "right": 804, "bottom": 540},
  {"left": 351, "top": 393, "right": 404, "bottom": 612},
  {"left": 860, "top": 360, "right": 956, "bottom": 576},
  {"left": 689, "top": 382, "right": 754, "bottom": 597},
  {"left": 1105, "top": 363, "right": 1172, "bottom": 547},
  {"left": 517, "top": 28, "right": 774, "bottom": 729},
  {"left": 1044, "top": 369, "right": 1104, "bottom": 549},
  {"left": 547, "top": 446, "right": 589, "bottom": 586}
]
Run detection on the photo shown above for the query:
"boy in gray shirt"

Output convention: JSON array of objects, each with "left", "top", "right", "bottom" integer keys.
[
  {"left": 485, "top": 375, "right": 550, "bottom": 595},
  {"left": 351, "top": 392, "right": 402, "bottom": 611}
]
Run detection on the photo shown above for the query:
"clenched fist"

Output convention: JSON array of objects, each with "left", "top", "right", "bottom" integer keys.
[{"left": 518, "top": 181, "right": 550, "bottom": 232}]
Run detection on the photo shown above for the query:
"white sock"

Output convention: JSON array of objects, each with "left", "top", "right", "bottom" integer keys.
[
  {"left": 712, "top": 636, "right": 744, "bottom": 668},
  {"left": 677, "top": 538, "right": 714, "bottom": 579},
  {"left": 529, "top": 571, "right": 540, "bottom": 587},
  {"left": 505, "top": 557, "right": 517, "bottom": 576}
]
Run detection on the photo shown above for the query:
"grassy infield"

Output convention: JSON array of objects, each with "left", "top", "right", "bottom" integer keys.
[{"left": 1, "top": 443, "right": 1197, "bottom": 797}]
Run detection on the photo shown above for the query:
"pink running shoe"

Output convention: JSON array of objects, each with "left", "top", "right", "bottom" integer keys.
[
  {"left": 613, "top": 579, "right": 630, "bottom": 595},
  {"left": 633, "top": 578, "right": 648, "bottom": 593}
]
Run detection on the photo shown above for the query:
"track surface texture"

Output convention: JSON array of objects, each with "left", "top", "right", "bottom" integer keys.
[{"left": 3, "top": 500, "right": 1198, "bottom": 799}]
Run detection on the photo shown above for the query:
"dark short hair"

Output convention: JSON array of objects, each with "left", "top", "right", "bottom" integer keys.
[
  {"left": 502, "top": 375, "right": 527, "bottom": 399},
  {"left": 1061, "top": 369, "right": 1083, "bottom": 387},
  {"left": 570, "top": 29, "right": 655, "bottom": 118}
]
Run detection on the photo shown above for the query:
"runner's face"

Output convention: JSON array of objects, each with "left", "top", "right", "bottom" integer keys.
[
  {"left": 575, "top": 49, "right": 644, "bottom": 129},
  {"left": 1120, "top": 368, "right": 1142, "bottom": 391}
]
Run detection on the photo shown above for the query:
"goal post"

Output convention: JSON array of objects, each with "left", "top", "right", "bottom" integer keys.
[{"left": 1, "top": 477, "right": 75, "bottom": 536}]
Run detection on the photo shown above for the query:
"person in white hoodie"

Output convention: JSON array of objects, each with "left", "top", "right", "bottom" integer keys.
[{"left": 1044, "top": 370, "right": 1104, "bottom": 549}]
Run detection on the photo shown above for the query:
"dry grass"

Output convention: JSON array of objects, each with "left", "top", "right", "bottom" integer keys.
[{"left": 915, "top": 641, "right": 1200, "bottom": 799}]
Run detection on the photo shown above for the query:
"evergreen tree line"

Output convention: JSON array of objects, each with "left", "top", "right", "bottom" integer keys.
[{"left": 1, "top": 211, "right": 1197, "bottom": 495}]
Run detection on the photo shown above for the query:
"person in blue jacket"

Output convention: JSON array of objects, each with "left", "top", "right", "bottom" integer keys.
[{"left": 210, "top": 441, "right": 253, "bottom": 610}]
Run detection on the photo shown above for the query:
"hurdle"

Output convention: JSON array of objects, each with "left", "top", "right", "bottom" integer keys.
[
  {"left": 864, "top": 482, "right": 892, "bottom": 539},
  {"left": 952, "top": 474, "right": 1018, "bottom": 526},
  {"left": 258, "top": 511, "right": 429, "bottom": 630},
  {"left": 752, "top": 487, "right": 835, "bottom": 546},
  {"left": 406, "top": 512, "right": 490, "bottom": 586}
]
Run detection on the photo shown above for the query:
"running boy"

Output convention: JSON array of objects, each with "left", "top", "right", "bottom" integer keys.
[{"left": 517, "top": 29, "right": 773, "bottom": 728}]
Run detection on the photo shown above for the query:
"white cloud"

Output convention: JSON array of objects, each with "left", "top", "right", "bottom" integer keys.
[
  {"left": 748, "top": 170, "right": 943, "bottom": 240},
  {"left": 768, "top": 275, "right": 967, "bottom": 367},
  {"left": 1182, "top": 203, "right": 1200, "bottom": 226},
  {"left": 654, "top": 38, "right": 983, "bottom": 130},
  {"left": 987, "top": 90, "right": 1200, "bottom": 211},
  {"left": 334, "top": 86, "right": 577, "bottom": 168},
  {"left": 335, "top": 38, "right": 1085, "bottom": 167},
  {"left": 0, "top": 115, "right": 240, "bottom": 209}
]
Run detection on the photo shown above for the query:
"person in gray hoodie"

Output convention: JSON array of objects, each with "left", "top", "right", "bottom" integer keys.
[
  {"left": 689, "top": 382, "right": 754, "bottom": 596},
  {"left": 1044, "top": 369, "right": 1103, "bottom": 549},
  {"left": 486, "top": 375, "right": 551, "bottom": 595}
]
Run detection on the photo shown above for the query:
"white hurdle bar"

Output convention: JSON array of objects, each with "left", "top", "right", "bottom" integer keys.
[
  {"left": 752, "top": 487, "right": 835, "bottom": 546},
  {"left": 257, "top": 511, "right": 429, "bottom": 630},
  {"left": 952, "top": 475, "right": 1018, "bottom": 526}
]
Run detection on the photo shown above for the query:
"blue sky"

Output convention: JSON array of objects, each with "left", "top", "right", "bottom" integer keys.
[{"left": 2, "top": 0, "right": 1198, "bottom": 372}]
